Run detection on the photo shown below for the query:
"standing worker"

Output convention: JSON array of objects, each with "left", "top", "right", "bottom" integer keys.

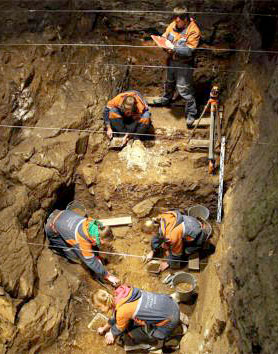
[
  {"left": 154, "top": 6, "right": 201, "bottom": 128},
  {"left": 103, "top": 90, "right": 152, "bottom": 145},
  {"left": 94, "top": 285, "right": 180, "bottom": 352},
  {"left": 145, "top": 210, "right": 211, "bottom": 272},
  {"left": 45, "top": 209, "right": 120, "bottom": 287}
]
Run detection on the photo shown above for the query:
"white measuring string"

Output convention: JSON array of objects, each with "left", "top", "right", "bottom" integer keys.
[
  {"left": 0, "top": 123, "right": 191, "bottom": 140},
  {"left": 1, "top": 8, "right": 277, "bottom": 17},
  {"left": 19, "top": 240, "right": 211, "bottom": 265},
  {"left": 0, "top": 42, "right": 277, "bottom": 54}
]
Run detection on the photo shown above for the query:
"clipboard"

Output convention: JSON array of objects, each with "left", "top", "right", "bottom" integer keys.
[{"left": 151, "top": 35, "right": 174, "bottom": 50}]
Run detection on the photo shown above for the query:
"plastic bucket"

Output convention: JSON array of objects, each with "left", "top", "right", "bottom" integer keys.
[
  {"left": 172, "top": 272, "right": 197, "bottom": 302},
  {"left": 66, "top": 201, "right": 87, "bottom": 217},
  {"left": 187, "top": 204, "right": 210, "bottom": 221}
]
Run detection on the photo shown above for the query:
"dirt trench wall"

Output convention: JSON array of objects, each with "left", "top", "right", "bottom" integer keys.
[
  {"left": 0, "top": 0, "right": 277, "bottom": 353},
  {"left": 180, "top": 4, "right": 278, "bottom": 353},
  {"left": 0, "top": 34, "right": 128, "bottom": 354}
]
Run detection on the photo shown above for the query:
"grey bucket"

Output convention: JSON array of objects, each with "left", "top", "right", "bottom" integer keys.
[
  {"left": 172, "top": 272, "right": 197, "bottom": 302},
  {"left": 187, "top": 204, "right": 210, "bottom": 221},
  {"left": 66, "top": 201, "right": 87, "bottom": 217}
]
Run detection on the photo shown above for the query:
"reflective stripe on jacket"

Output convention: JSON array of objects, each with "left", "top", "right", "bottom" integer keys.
[
  {"left": 54, "top": 210, "right": 107, "bottom": 278},
  {"left": 163, "top": 18, "right": 201, "bottom": 49},
  {"left": 158, "top": 211, "right": 202, "bottom": 256},
  {"left": 111, "top": 288, "right": 180, "bottom": 339},
  {"left": 163, "top": 18, "right": 201, "bottom": 59},
  {"left": 105, "top": 90, "right": 151, "bottom": 125}
]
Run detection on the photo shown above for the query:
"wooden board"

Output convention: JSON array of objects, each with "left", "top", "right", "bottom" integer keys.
[
  {"left": 189, "top": 139, "right": 210, "bottom": 148},
  {"left": 99, "top": 216, "right": 132, "bottom": 226},
  {"left": 188, "top": 253, "right": 200, "bottom": 271}
]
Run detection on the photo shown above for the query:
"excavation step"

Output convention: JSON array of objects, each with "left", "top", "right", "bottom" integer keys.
[
  {"left": 151, "top": 106, "right": 210, "bottom": 135},
  {"left": 189, "top": 139, "right": 210, "bottom": 148},
  {"left": 151, "top": 106, "right": 187, "bottom": 131},
  {"left": 192, "top": 117, "right": 211, "bottom": 127}
]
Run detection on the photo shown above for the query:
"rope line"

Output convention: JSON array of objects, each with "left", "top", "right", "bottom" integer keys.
[
  {"left": 1, "top": 9, "right": 277, "bottom": 17},
  {"left": 96, "top": 63, "right": 247, "bottom": 74},
  {"left": 1, "top": 126, "right": 277, "bottom": 146},
  {"left": 21, "top": 240, "right": 211, "bottom": 265},
  {"left": 0, "top": 43, "right": 277, "bottom": 54},
  {"left": 0, "top": 124, "right": 189, "bottom": 139}
]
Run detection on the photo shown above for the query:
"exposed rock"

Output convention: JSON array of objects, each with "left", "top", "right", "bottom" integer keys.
[
  {"left": 0, "top": 293, "right": 16, "bottom": 324},
  {"left": 16, "top": 163, "right": 58, "bottom": 189},
  {"left": 132, "top": 197, "right": 160, "bottom": 217},
  {"left": 79, "top": 163, "right": 97, "bottom": 186}
]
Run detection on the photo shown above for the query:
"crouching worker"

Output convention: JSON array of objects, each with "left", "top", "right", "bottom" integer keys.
[
  {"left": 94, "top": 285, "right": 180, "bottom": 352},
  {"left": 146, "top": 210, "right": 210, "bottom": 272},
  {"left": 104, "top": 90, "right": 152, "bottom": 146},
  {"left": 45, "top": 209, "right": 119, "bottom": 287}
]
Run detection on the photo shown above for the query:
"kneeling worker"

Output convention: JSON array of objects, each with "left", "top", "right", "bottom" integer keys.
[
  {"left": 45, "top": 209, "right": 119, "bottom": 287},
  {"left": 146, "top": 209, "right": 210, "bottom": 272},
  {"left": 94, "top": 285, "right": 180, "bottom": 351},
  {"left": 103, "top": 90, "right": 152, "bottom": 145}
]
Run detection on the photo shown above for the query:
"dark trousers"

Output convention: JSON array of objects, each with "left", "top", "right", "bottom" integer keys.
[{"left": 164, "top": 59, "right": 197, "bottom": 120}]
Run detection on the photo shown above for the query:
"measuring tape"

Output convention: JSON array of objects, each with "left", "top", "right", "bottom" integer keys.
[{"left": 217, "top": 136, "right": 226, "bottom": 223}]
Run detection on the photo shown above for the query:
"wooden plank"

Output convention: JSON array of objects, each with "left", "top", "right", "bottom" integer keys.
[
  {"left": 99, "top": 216, "right": 132, "bottom": 226},
  {"left": 189, "top": 139, "right": 210, "bottom": 148},
  {"left": 188, "top": 253, "right": 200, "bottom": 271}
]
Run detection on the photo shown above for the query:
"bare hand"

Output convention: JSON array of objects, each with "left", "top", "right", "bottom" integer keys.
[
  {"left": 122, "top": 133, "right": 130, "bottom": 146},
  {"left": 105, "top": 331, "right": 115, "bottom": 345},
  {"left": 159, "top": 261, "right": 169, "bottom": 273},
  {"left": 106, "top": 126, "right": 113, "bottom": 140},
  {"left": 97, "top": 326, "right": 107, "bottom": 336},
  {"left": 144, "top": 250, "right": 154, "bottom": 264},
  {"left": 107, "top": 274, "right": 120, "bottom": 287}
]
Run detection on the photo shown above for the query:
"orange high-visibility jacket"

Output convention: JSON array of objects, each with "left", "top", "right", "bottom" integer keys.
[
  {"left": 106, "top": 90, "right": 151, "bottom": 125},
  {"left": 110, "top": 287, "right": 180, "bottom": 339},
  {"left": 163, "top": 18, "right": 201, "bottom": 50},
  {"left": 158, "top": 211, "right": 203, "bottom": 257}
]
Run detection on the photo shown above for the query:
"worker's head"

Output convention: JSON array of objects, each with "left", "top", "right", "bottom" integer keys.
[
  {"left": 99, "top": 225, "right": 114, "bottom": 246},
  {"left": 141, "top": 219, "right": 158, "bottom": 233},
  {"left": 210, "top": 86, "right": 220, "bottom": 98},
  {"left": 173, "top": 6, "right": 190, "bottom": 29},
  {"left": 122, "top": 96, "right": 136, "bottom": 116},
  {"left": 93, "top": 289, "right": 114, "bottom": 313}
]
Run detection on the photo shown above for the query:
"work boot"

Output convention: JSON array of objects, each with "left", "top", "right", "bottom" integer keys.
[
  {"left": 186, "top": 116, "right": 195, "bottom": 128},
  {"left": 124, "top": 343, "right": 151, "bottom": 352},
  {"left": 153, "top": 97, "right": 171, "bottom": 106}
]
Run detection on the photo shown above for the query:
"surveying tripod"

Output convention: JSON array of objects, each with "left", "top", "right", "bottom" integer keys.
[{"left": 187, "top": 86, "right": 222, "bottom": 174}]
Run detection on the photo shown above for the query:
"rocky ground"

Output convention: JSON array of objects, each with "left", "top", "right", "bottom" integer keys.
[{"left": 0, "top": 0, "right": 277, "bottom": 353}]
